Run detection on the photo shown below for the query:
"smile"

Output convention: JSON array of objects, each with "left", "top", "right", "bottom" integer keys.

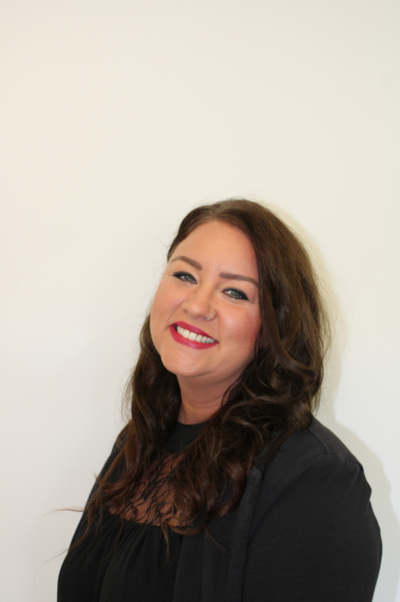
[
  {"left": 176, "top": 325, "right": 216, "bottom": 344},
  {"left": 170, "top": 322, "right": 218, "bottom": 349}
]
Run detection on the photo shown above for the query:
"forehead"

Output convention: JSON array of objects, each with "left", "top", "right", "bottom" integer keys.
[{"left": 171, "top": 221, "right": 258, "bottom": 273}]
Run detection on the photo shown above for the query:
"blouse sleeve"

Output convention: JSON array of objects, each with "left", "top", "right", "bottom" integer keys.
[
  {"left": 242, "top": 454, "right": 382, "bottom": 602},
  {"left": 67, "top": 437, "right": 123, "bottom": 547}
]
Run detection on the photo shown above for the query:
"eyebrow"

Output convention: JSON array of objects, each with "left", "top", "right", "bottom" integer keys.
[
  {"left": 219, "top": 272, "right": 258, "bottom": 287},
  {"left": 170, "top": 255, "right": 202, "bottom": 270},
  {"left": 170, "top": 255, "right": 258, "bottom": 287}
]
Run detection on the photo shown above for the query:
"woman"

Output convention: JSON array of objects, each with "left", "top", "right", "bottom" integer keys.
[{"left": 58, "top": 199, "right": 381, "bottom": 601}]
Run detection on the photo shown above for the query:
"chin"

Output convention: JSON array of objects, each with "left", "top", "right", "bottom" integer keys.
[
  {"left": 159, "top": 353, "right": 200, "bottom": 379},
  {"left": 166, "top": 365, "right": 202, "bottom": 380}
]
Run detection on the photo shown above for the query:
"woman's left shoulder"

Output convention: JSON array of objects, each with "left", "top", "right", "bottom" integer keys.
[
  {"left": 253, "top": 418, "right": 374, "bottom": 512},
  {"left": 264, "top": 418, "right": 364, "bottom": 474},
  {"left": 245, "top": 419, "right": 382, "bottom": 600},
  {"left": 285, "top": 417, "right": 361, "bottom": 463}
]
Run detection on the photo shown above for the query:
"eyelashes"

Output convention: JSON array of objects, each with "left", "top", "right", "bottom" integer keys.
[
  {"left": 173, "top": 271, "right": 196, "bottom": 283},
  {"left": 226, "top": 289, "right": 249, "bottom": 301},
  {"left": 172, "top": 271, "right": 249, "bottom": 301}
]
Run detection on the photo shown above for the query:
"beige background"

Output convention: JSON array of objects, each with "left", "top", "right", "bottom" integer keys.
[{"left": 1, "top": 1, "right": 399, "bottom": 600}]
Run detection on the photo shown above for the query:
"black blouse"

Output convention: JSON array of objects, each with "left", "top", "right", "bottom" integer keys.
[{"left": 58, "top": 421, "right": 203, "bottom": 602}]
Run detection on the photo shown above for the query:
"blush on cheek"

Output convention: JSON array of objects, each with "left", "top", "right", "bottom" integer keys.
[{"left": 149, "top": 313, "right": 160, "bottom": 353}]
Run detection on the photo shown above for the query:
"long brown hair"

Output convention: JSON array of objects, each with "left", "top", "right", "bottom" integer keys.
[{"left": 86, "top": 199, "right": 330, "bottom": 534}]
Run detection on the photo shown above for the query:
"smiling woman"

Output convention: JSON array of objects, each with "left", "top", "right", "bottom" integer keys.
[
  {"left": 58, "top": 199, "right": 381, "bottom": 602},
  {"left": 150, "top": 221, "right": 261, "bottom": 424}
]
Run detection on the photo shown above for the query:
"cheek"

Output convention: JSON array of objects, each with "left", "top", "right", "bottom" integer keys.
[
  {"left": 231, "top": 306, "right": 259, "bottom": 332},
  {"left": 237, "top": 313, "right": 261, "bottom": 350},
  {"left": 149, "top": 284, "right": 167, "bottom": 347},
  {"left": 149, "top": 307, "right": 159, "bottom": 351},
  {"left": 151, "top": 280, "right": 171, "bottom": 322},
  {"left": 149, "top": 279, "right": 182, "bottom": 343}
]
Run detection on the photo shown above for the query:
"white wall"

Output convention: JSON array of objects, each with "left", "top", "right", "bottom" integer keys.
[{"left": 1, "top": 1, "right": 399, "bottom": 600}]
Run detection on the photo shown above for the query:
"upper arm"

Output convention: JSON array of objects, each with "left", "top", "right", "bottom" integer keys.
[{"left": 242, "top": 456, "right": 382, "bottom": 602}]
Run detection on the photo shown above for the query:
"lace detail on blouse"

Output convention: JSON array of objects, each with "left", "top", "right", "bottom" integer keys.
[{"left": 108, "top": 449, "right": 182, "bottom": 528}]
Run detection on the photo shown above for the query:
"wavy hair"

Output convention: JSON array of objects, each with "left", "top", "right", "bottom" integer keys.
[{"left": 86, "top": 199, "right": 330, "bottom": 535}]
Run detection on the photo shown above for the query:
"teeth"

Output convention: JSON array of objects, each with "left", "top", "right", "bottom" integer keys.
[{"left": 176, "top": 325, "right": 215, "bottom": 344}]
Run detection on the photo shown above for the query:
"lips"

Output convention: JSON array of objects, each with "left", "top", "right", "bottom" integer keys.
[
  {"left": 170, "top": 321, "right": 218, "bottom": 349},
  {"left": 173, "top": 321, "right": 215, "bottom": 339}
]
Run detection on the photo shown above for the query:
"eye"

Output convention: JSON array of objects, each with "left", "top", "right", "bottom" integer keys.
[
  {"left": 225, "top": 288, "right": 249, "bottom": 301},
  {"left": 173, "top": 271, "right": 196, "bottom": 283}
]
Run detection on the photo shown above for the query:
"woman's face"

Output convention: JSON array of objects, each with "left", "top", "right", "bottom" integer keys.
[{"left": 150, "top": 221, "right": 261, "bottom": 393}]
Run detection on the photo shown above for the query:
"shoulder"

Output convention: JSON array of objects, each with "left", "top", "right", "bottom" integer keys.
[
  {"left": 244, "top": 420, "right": 382, "bottom": 601},
  {"left": 252, "top": 418, "right": 372, "bottom": 522},
  {"left": 261, "top": 417, "right": 362, "bottom": 479},
  {"left": 280, "top": 417, "right": 359, "bottom": 462}
]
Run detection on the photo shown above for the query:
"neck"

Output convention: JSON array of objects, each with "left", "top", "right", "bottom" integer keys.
[{"left": 177, "top": 378, "right": 226, "bottom": 425}]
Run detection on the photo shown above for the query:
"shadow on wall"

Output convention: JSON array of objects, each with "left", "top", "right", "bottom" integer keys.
[
  {"left": 321, "top": 407, "right": 399, "bottom": 602},
  {"left": 272, "top": 202, "right": 400, "bottom": 601}
]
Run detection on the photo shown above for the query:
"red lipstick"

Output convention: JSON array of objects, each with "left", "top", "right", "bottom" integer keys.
[
  {"left": 174, "top": 321, "right": 215, "bottom": 338},
  {"left": 170, "top": 322, "right": 218, "bottom": 349}
]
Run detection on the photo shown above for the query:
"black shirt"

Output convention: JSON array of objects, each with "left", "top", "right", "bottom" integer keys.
[
  {"left": 58, "top": 421, "right": 203, "bottom": 602},
  {"left": 58, "top": 419, "right": 382, "bottom": 601}
]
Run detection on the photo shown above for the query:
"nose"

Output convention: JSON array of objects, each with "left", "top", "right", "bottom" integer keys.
[{"left": 183, "top": 284, "right": 215, "bottom": 320}]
